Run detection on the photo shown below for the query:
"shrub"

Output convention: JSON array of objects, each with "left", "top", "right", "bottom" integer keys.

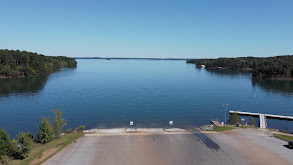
[
  {"left": 0, "top": 127, "right": 11, "bottom": 157},
  {"left": 10, "top": 132, "right": 34, "bottom": 159},
  {"left": 26, "top": 132, "right": 34, "bottom": 140},
  {"left": 66, "top": 129, "right": 72, "bottom": 134},
  {"left": 37, "top": 117, "right": 54, "bottom": 144},
  {"left": 75, "top": 125, "right": 85, "bottom": 132},
  {"left": 228, "top": 113, "right": 241, "bottom": 125},
  {"left": 53, "top": 110, "right": 67, "bottom": 138},
  {"left": 17, "top": 132, "right": 33, "bottom": 158},
  {"left": 10, "top": 139, "right": 19, "bottom": 159},
  {"left": 249, "top": 116, "right": 255, "bottom": 126}
]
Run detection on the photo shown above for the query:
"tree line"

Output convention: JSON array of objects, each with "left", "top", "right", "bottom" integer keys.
[
  {"left": 0, "top": 49, "right": 77, "bottom": 78},
  {"left": 0, "top": 110, "right": 84, "bottom": 161},
  {"left": 187, "top": 55, "right": 293, "bottom": 79},
  {"left": 228, "top": 113, "right": 255, "bottom": 126}
]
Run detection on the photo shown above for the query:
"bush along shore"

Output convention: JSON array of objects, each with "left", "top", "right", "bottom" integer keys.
[
  {"left": 0, "top": 110, "right": 85, "bottom": 165},
  {"left": 0, "top": 49, "right": 77, "bottom": 78},
  {"left": 202, "top": 113, "right": 256, "bottom": 131},
  {"left": 187, "top": 55, "right": 293, "bottom": 80}
]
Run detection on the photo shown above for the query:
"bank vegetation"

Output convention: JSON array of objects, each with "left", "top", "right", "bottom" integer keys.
[
  {"left": 0, "top": 110, "right": 85, "bottom": 165},
  {"left": 0, "top": 49, "right": 77, "bottom": 78},
  {"left": 187, "top": 56, "right": 293, "bottom": 79}
]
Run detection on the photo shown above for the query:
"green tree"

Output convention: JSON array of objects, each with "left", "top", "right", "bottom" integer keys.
[
  {"left": 10, "top": 139, "right": 19, "bottom": 159},
  {"left": 249, "top": 116, "right": 255, "bottom": 126},
  {"left": 187, "top": 55, "right": 293, "bottom": 79},
  {"left": 37, "top": 117, "right": 54, "bottom": 144},
  {"left": 0, "top": 49, "right": 77, "bottom": 78},
  {"left": 17, "top": 132, "right": 33, "bottom": 158},
  {"left": 66, "top": 129, "right": 72, "bottom": 134},
  {"left": 10, "top": 132, "right": 34, "bottom": 159},
  {"left": 0, "top": 127, "right": 11, "bottom": 157},
  {"left": 53, "top": 110, "right": 67, "bottom": 138},
  {"left": 228, "top": 113, "right": 241, "bottom": 125},
  {"left": 1, "top": 65, "right": 13, "bottom": 76},
  {"left": 75, "top": 125, "right": 85, "bottom": 132}
]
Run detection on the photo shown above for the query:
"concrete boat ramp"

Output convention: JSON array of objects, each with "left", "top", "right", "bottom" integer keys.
[
  {"left": 44, "top": 128, "right": 293, "bottom": 165},
  {"left": 44, "top": 128, "right": 235, "bottom": 165},
  {"left": 83, "top": 128, "right": 188, "bottom": 135}
]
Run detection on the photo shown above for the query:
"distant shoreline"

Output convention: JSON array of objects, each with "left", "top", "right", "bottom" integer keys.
[
  {"left": 74, "top": 57, "right": 190, "bottom": 60},
  {"left": 187, "top": 56, "right": 293, "bottom": 80}
]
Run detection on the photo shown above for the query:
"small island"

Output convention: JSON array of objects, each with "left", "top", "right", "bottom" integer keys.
[
  {"left": 0, "top": 49, "right": 77, "bottom": 78},
  {"left": 187, "top": 56, "right": 293, "bottom": 79}
]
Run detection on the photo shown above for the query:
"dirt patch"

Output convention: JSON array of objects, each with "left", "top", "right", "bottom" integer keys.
[{"left": 30, "top": 147, "right": 59, "bottom": 165}]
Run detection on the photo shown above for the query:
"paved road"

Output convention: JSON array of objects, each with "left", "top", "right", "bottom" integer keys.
[
  {"left": 205, "top": 129, "right": 293, "bottom": 165},
  {"left": 44, "top": 132, "right": 233, "bottom": 165}
]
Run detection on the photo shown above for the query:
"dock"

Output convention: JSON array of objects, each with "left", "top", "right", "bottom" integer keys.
[
  {"left": 211, "top": 120, "right": 223, "bottom": 127},
  {"left": 229, "top": 111, "right": 293, "bottom": 129}
]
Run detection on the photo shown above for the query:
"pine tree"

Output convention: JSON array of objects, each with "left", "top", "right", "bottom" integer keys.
[
  {"left": 53, "top": 110, "right": 67, "bottom": 138},
  {"left": 249, "top": 116, "right": 255, "bottom": 126},
  {"left": 228, "top": 113, "right": 241, "bottom": 125},
  {"left": 0, "top": 127, "right": 10, "bottom": 156},
  {"left": 37, "top": 117, "right": 54, "bottom": 144},
  {"left": 17, "top": 132, "right": 33, "bottom": 158}
]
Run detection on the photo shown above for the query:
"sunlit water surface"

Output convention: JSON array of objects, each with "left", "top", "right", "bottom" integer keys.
[{"left": 1, "top": 59, "right": 293, "bottom": 137}]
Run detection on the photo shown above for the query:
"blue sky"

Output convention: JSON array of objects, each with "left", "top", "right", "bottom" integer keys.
[{"left": 0, "top": 0, "right": 292, "bottom": 58}]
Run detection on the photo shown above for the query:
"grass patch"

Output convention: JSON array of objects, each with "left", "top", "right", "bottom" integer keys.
[
  {"left": 240, "top": 125, "right": 256, "bottom": 129},
  {"left": 273, "top": 134, "right": 293, "bottom": 142},
  {"left": 8, "top": 132, "right": 84, "bottom": 165},
  {"left": 207, "top": 126, "right": 234, "bottom": 132},
  {"left": 213, "top": 126, "right": 234, "bottom": 132}
]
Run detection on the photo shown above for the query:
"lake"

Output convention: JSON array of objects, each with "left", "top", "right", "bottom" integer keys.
[{"left": 1, "top": 59, "right": 293, "bottom": 137}]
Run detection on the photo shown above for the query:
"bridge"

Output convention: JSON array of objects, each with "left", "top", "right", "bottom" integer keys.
[{"left": 229, "top": 111, "right": 293, "bottom": 129}]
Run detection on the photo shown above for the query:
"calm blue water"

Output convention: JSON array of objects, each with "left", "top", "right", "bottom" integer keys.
[{"left": 1, "top": 59, "right": 293, "bottom": 137}]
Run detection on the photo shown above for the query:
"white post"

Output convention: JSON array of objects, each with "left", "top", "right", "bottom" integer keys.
[
  {"left": 169, "top": 121, "right": 173, "bottom": 127},
  {"left": 223, "top": 104, "right": 228, "bottom": 126}
]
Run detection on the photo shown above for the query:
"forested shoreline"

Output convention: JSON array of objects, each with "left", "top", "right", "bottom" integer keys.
[
  {"left": 0, "top": 49, "right": 77, "bottom": 78},
  {"left": 187, "top": 56, "right": 293, "bottom": 79}
]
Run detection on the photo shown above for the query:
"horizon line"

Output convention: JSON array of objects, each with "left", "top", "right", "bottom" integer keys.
[{"left": 73, "top": 57, "right": 191, "bottom": 60}]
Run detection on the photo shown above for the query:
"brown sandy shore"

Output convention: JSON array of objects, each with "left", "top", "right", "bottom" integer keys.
[{"left": 43, "top": 128, "right": 293, "bottom": 165}]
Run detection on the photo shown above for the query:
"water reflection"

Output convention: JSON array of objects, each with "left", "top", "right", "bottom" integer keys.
[
  {"left": 0, "top": 76, "right": 48, "bottom": 97},
  {"left": 203, "top": 68, "right": 251, "bottom": 77},
  {"left": 203, "top": 68, "right": 293, "bottom": 95},
  {"left": 252, "top": 78, "right": 293, "bottom": 96}
]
